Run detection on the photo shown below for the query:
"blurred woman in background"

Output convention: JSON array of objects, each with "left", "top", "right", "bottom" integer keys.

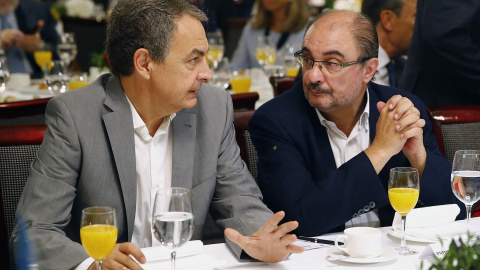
[{"left": 230, "top": 0, "right": 309, "bottom": 69}]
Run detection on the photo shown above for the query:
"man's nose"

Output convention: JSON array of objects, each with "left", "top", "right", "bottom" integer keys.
[{"left": 198, "top": 58, "right": 213, "bottom": 82}]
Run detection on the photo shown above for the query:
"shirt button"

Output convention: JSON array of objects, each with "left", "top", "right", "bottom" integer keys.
[
  {"left": 154, "top": 140, "right": 157, "bottom": 146},
  {"left": 156, "top": 182, "right": 160, "bottom": 188}
]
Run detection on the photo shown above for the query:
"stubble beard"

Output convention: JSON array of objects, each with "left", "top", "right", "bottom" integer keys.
[{"left": 304, "top": 81, "right": 364, "bottom": 112}]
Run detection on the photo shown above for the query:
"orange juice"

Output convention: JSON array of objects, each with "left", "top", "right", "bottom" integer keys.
[
  {"left": 80, "top": 224, "right": 117, "bottom": 261},
  {"left": 231, "top": 77, "right": 251, "bottom": 93},
  {"left": 68, "top": 81, "right": 89, "bottom": 90},
  {"left": 286, "top": 68, "right": 299, "bottom": 77},
  {"left": 388, "top": 188, "right": 419, "bottom": 216},
  {"left": 34, "top": 51, "right": 53, "bottom": 68}
]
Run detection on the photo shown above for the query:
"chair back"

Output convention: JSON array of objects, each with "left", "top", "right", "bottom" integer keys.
[
  {"left": 269, "top": 76, "right": 295, "bottom": 97},
  {"left": 0, "top": 124, "right": 46, "bottom": 270},
  {"left": 234, "top": 110, "right": 258, "bottom": 180},
  {"left": 0, "top": 98, "right": 50, "bottom": 126},
  {"left": 231, "top": 92, "right": 259, "bottom": 111},
  {"left": 427, "top": 105, "right": 480, "bottom": 163}
]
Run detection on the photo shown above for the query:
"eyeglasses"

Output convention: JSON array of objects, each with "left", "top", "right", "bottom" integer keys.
[{"left": 294, "top": 50, "right": 372, "bottom": 74}]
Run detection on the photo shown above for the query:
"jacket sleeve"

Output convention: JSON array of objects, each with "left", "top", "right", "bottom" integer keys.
[{"left": 10, "top": 98, "right": 88, "bottom": 270}]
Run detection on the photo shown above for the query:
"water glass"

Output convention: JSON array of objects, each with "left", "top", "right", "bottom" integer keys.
[
  {"left": 57, "top": 32, "right": 78, "bottom": 72},
  {"left": 0, "top": 55, "right": 9, "bottom": 97},
  {"left": 209, "top": 57, "right": 231, "bottom": 90},
  {"left": 256, "top": 36, "right": 277, "bottom": 67},
  {"left": 44, "top": 60, "right": 70, "bottom": 95},
  {"left": 451, "top": 150, "right": 480, "bottom": 234},
  {"left": 153, "top": 188, "right": 194, "bottom": 270},
  {"left": 206, "top": 31, "right": 225, "bottom": 69}
]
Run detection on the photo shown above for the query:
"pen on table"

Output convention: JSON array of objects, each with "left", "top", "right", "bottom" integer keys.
[{"left": 297, "top": 236, "right": 342, "bottom": 245}]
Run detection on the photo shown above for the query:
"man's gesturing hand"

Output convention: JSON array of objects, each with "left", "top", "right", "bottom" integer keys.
[{"left": 225, "top": 211, "right": 304, "bottom": 263}]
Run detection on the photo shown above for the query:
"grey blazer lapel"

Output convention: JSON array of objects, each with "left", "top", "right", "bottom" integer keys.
[
  {"left": 172, "top": 110, "right": 196, "bottom": 190},
  {"left": 102, "top": 76, "right": 137, "bottom": 241}
]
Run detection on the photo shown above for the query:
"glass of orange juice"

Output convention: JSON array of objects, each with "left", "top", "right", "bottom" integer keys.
[
  {"left": 81, "top": 206, "right": 117, "bottom": 270},
  {"left": 34, "top": 43, "right": 53, "bottom": 71},
  {"left": 68, "top": 72, "right": 89, "bottom": 90},
  {"left": 388, "top": 167, "right": 419, "bottom": 255},
  {"left": 231, "top": 69, "right": 251, "bottom": 94}
]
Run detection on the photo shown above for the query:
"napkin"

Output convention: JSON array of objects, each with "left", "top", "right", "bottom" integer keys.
[
  {"left": 139, "top": 240, "right": 224, "bottom": 270},
  {"left": 392, "top": 204, "right": 460, "bottom": 241},
  {"left": 140, "top": 240, "right": 204, "bottom": 262}
]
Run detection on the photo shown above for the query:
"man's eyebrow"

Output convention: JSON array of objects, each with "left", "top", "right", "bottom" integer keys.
[
  {"left": 323, "top": 50, "right": 345, "bottom": 58},
  {"left": 187, "top": 48, "right": 206, "bottom": 58},
  {"left": 300, "top": 47, "right": 345, "bottom": 59}
]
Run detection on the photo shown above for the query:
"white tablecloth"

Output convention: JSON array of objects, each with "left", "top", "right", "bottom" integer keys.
[{"left": 200, "top": 217, "right": 480, "bottom": 270}]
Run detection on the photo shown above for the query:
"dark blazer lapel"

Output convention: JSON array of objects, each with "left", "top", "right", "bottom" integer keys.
[
  {"left": 102, "top": 76, "right": 137, "bottom": 240},
  {"left": 171, "top": 110, "right": 196, "bottom": 190},
  {"left": 368, "top": 84, "right": 380, "bottom": 143}
]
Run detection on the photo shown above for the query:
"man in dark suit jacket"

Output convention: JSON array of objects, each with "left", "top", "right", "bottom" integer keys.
[
  {"left": 0, "top": 0, "right": 58, "bottom": 77},
  {"left": 249, "top": 9, "right": 461, "bottom": 236},
  {"left": 399, "top": 0, "right": 480, "bottom": 105},
  {"left": 362, "top": 0, "right": 416, "bottom": 88}
]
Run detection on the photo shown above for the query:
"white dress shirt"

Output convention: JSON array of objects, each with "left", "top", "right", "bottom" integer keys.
[
  {"left": 76, "top": 97, "right": 175, "bottom": 269},
  {"left": 315, "top": 89, "right": 381, "bottom": 228},
  {"left": 375, "top": 45, "right": 391, "bottom": 86}
]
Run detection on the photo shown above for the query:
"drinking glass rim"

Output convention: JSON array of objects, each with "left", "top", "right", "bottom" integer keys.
[
  {"left": 390, "top": 167, "right": 418, "bottom": 173},
  {"left": 82, "top": 206, "right": 116, "bottom": 215},
  {"left": 455, "top": 150, "right": 480, "bottom": 156}
]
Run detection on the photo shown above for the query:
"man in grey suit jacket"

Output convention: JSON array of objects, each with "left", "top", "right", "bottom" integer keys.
[{"left": 10, "top": 1, "right": 303, "bottom": 269}]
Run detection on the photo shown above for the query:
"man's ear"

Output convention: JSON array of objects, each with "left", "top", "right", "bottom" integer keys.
[
  {"left": 363, "top": 58, "right": 379, "bottom": 84},
  {"left": 379, "top": 9, "right": 396, "bottom": 32},
  {"left": 133, "top": 48, "right": 151, "bottom": 79}
]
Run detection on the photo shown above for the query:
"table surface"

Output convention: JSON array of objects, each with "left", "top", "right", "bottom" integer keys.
[{"left": 201, "top": 217, "right": 480, "bottom": 270}]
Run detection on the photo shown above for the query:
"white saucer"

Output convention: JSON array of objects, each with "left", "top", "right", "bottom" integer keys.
[
  {"left": 388, "top": 229, "right": 439, "bottom": 243},
  {"left": 327, "top": 246, "right": 398, "bottom": 264}
]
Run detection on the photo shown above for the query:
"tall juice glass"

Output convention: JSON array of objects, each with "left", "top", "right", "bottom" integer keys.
[
  {"left": 80, "top": 206, "right": 117, "bottom": 270},
  {"left": 388, "top": 167, "right": 419, "bottom": 255}
]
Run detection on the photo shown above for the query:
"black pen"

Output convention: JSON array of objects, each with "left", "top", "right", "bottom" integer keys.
[{"left": 297, "top": 236, "right": 343, "bottom": 245}]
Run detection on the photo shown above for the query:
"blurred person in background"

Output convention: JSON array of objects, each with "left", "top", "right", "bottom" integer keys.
[
  {"left": 399, "top": 0, "right": 480, "bottom": 105},
  {"left": 230, "top": 0, "right": 309, "bottom": 69},
  {"left": 0, "top": 0, "right": 58, "bottom": 78},
  {"left": 362, "top": 0, "right": 417, "bottom": 88}
]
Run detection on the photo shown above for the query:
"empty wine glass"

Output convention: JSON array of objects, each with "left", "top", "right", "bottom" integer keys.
[
  {"left": 209, "top": 57, "right": 231, "bottom": 90},
  {"left": 388, "top": 167, "right": 420, "bottom": 255},
  {"left": 256, "top": 36, "right": 277, "bottom": 67},
  {"left": 281, "top": 43, "right": 301, "bottom": 78},
  {"left": 0, "top": 54, "right": 9, "bottom": 97},
  {"left": 44, "top": 60, "right": 69, "bottom": 95},
  {"left": 57, "top": 32, "right": 78, "bottom": 73},
  {"left": 80, "top": 206, "right": 117, "bottom": 270},
  {"left": 451, "top": 150, "right": 480, "bottom": 234},
  {"left": 206, "top": 31, "right": 225, "bottom": 69},
  {"left": 152, "top": 188, "right": 194, "bottom": 270}
]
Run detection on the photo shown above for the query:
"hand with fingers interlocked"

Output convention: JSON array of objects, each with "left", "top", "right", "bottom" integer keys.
[{"left": 224, "top": 211, "right": 304, "bottom": 263}]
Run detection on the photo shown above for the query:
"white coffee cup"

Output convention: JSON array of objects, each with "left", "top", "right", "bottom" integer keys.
[{"left": 334, "top": 227, "right": 382, "bottom": 258}]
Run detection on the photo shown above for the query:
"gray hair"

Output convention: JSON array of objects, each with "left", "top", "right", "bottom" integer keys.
[
  {"left": 361, "top": 0, "right": 405, "bottom": 26},
  {"left": 107, "top": 0, "right": 208, "bottom": 76},
  {"left": 306, "top": 10, "right": 378, "bottom": 60}
]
